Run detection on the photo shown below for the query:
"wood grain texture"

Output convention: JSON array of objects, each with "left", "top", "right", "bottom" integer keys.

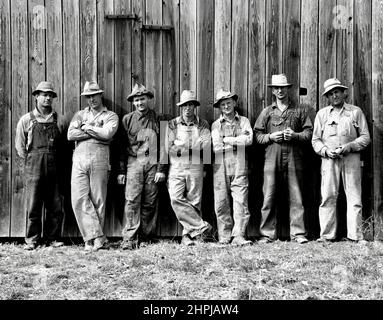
[
  {"left": 372, "top": 0, "right": 383, "bottom": 240},
  {"left": 0, "top": 0, "right": 11, "bottom": 236},
  {"left": 231, "top": 0, "right": 249, "bottom": 117},
  {"left": 319, "top": 0, "right": 337, "bottom": 109},
  {"left": 131, "top": 0, "right": 145, "bottom": 89},
  {"left": 11, "top": 0, "right": 29, "bottom": 237}
]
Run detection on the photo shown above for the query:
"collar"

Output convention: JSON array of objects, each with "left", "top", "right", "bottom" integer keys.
[
  {"left": 86, "top": 106, "right": 108, "bottom": 114},
  {"left": 177, "top": 115, "right": 200, "bottom": 126},
  {"left": 34, "top": 107, "right": 55, "bottom": 120},
  {"left": 329, "top": 103, "right": 350, "bottom": 113},
  {"left": 134, "top": 108, "right": 154, "bottom": 120},
  {"left": 219, "top": 112, "right": 240, "bottom": 123},
  {"left": 271, "top": 100, "right": 292, "bottom": 110}
]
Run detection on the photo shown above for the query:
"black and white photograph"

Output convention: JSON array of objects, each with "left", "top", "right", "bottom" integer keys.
[{"left": 0, "top": 0, "right": 383, "bottom": 310}]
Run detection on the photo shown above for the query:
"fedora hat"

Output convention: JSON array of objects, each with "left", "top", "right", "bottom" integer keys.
[
  {"left": 213, "top": 89, "right": 238, "bottom": 108},
  {"left": 267, "top": 74, "right": 293, "bottom": 87},
  {"left": 32, "top": 81, "right": 57, "bottom": 98},
  {"left": 127, "top": 83, "right": 154, "bottom": 102},
  {"left": 81, "top": 81, "right": 104, "bottom": 96},
  {"left": 176, "top": 90, "right": 200, "bottom": 107},
  {"left": 322, "top": 78, "right": 348, "bottom": 96}
]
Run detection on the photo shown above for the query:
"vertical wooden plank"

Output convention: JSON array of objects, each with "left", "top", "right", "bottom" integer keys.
[
  {"left": 231, "top": 0, "right": 249, "bottom": 117},
  {"left": 80, "top": 0, "right": 97, "bottom": 105},
  {"left": 145, "top": 0, "right": 162, "bottom": 114},
  {"left": 62, "top": 0, "right": 80, "bottom": 237},
  {"left": 180, "top": 0, "right": 196, "bottom": 93},
  {"left": 265, "top": 0, "right": 282, "bottom": 106},
  {"left": 162, "top": 0, "right": 179, "bottom": 117},
  {"left": 354, "top": 0, "right": 373, "bottom": 240},
  {"left": 318, "top": 0, "right": 337, "bottom": 109},
  {"left": 300, "top": 0, "right": 320, "bottom": 239},
  {"left": 11, "top": 0, "right": 29, "bottom": 237},
  {"left": 132, "top": 0, "right": 145, "bottom": 92},
  {"left": 46, "top": 0, "right": 63, "bottom": 114},
  {"left": 114, "top": 0, "right": 131, "bottom": 117},
  {"left": 247, "top": 0, "right": 266, "bottom": 238},
  {"left": 160, "top": 0, "right": 179, "bottom": 237},
  {"left": 214, "top": 0, "right": 231, "bottom": 120},
  {"left": 0, "top": 0, "right": 11, "bottom": 236},
  {"left": 372, "top": 0, "right": 383, "bottom": 240},
  {"left": 335, "top": 0, "right": 353, "bottom": 102},
  {"left": 282, "top": 0, "right": 300, "bottom": 104},
  {"left": 196, "top": 0, "right": 214, "bottom": 121},
  {"left": 28, "top": 0, "right": 46, "bottom": 108}
]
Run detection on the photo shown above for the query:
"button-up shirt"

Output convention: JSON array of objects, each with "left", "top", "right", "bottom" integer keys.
[
  {"left": 211, "top": 112, "right": 253, "bottom": 153},
  {"left": 16, "top": 108, "right": 61, "bottom": 159},
  {"left": 67, "top": 106, "right": 119, "bottom": 145},
  {"left": 119, "top": 108, "right": 167, "bottom": 174},
  {"left": 166, "top": 115, "right": 211, "bottom": 166},
  {"left": 312, "top": 103, "right": 371, "bottom": 157}
]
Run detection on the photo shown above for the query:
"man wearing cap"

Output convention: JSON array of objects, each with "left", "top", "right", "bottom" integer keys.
[
  {"left": 15, "top": 81, "right": 65, "bottom": 250},
  {"left": 165, "top": 90, "right": 212, "bottom": 246},
  {"left": 254, "top": 74, "right": 313, "bottom": 244},
  {"left": 117, "top": 83, "right": 167, "bottom": 250},
  {"left": 68, "top": 81, "right": 119, "bottom": 251},
  {"left": 312, "top": 78, "right": 370, "bottom": 243},
  {"left": 211, "top": 89, "right": 253, "bottom": 246}
]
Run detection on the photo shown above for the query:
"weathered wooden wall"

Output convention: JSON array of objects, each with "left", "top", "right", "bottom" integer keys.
[{"left": 0, "top": 0, "right": 382, "bottom": 240}]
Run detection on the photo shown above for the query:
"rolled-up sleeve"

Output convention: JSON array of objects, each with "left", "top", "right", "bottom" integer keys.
[
  {"left": 235, "top": 117, "right": 253, "bottom": 146},
  {"left": 349, "top": 108, "right": 371, "bottom": 152},
  {"left": 88, "top": 112, "right": 119, "bottom": 141},
  {"left": 67, "top": 112, "right": 90, "bottom": 142},
  {"left": 311, "top": 112, "right": 327, "bottom": 157}
]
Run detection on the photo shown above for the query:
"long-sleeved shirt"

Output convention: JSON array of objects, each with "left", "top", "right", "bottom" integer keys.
[
  {"left": 16, "top": 108, "right": 64, "bottom": 159},
  {"left": 165, "top": 115, "right": 211, "bottom": 166},
  {"left": 67, "top": 106, "right": 119, "bottom": 145},
  {"left": 312, "top": 103, "right": 371, "bottom": 157},
  {"left": 118, "top": 108, "right": 167, "bottom": 174},
  {"left": 253, "top": 101, "right": 313, "bottom": 161},
  {"left": 211, "top": 112, "right": 253, "bottom": 154}
]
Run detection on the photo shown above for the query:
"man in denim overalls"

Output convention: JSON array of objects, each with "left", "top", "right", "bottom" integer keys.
[
  {"left": 254, "top": 74, "right": 313, "bottom": 244},
  {"left": 15, "top": 81, "right": 65, "bottom": 250}
]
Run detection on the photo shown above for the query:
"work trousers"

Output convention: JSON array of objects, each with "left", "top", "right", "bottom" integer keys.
[
  {"left": 71, "top": 142, "right": 110, "bottom": 242},
  {"left": 260, "top": 146, "right": 306, "bottom": 240},
  {"left": 319, "top": 153, "right": 363, "bottom": 240},
  {"left": 122, "top": 157, "right": 159, "bottom": 241},
  {"left": 25, "top": 152, "right": 62, "bottom": 244},
  {"left": 213, "top": 155, "right": 250, "bottom": 242},
  {"left": 168, "top": 164, "right": 210, "bottom": 237}
]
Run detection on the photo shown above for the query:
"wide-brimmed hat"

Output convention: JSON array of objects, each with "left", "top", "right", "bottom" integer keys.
[
  {"left": 127, "top": 83, "right": 154, "bottom": 102},
  {"left": 213, "top": 89, "right": 238, "bottom": 108},
  {"left": 322, "top": 78, "right": 348, "bottom": 96},
  {"left": 267, "top": 74, "right": 293, "bottom": 87},
  {"left": 81, "top": 81, "right": 104, "bottom": 96},
  {"left": 32, "top": 81, "right": 57, "bottom": 98},
  {"left": 176, "top": 90, "right": 200, "bottom": 107}
]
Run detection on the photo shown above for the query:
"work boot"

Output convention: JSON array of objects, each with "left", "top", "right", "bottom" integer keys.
[
  {"left": 84, "top": 241, "right": 93, "bottom": 252},
  {"left": 181, "top": 235, "right": 195, "bottom": 247},
  {"left": 121, "top": 239, "right": 138, "bottom": 250},
  {"left": 258, "top": 237, "right": 273, "bottom": 244},
  {"left": 24, "top": 243, "right": 37, "bottom": 251},
  {"left": 294, "top": 236, "right": 309, "bottom": 244},
  {"left": 93, "top": 237, "right": 109, "bottom": 251},
  {"left": 231, "top": 236, "right": 252, "bottom": 246},
  {"left": 48, "top": 240, "right": 65, "bottom": 248}
]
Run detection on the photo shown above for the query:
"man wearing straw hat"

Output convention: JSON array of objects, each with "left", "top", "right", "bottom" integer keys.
[
  {"left": 15, "top": 81, "right": 65, "bottom": 250},
  {"left": 68, "top": 81, "right": 119, "bottom": 252},
  {"left": 254, "top": 74, "right": 313, "bottom": 244},
  {"left": 312, "top": 78, "right": 370, "bottom": 243},
  {"left": 117, "top": 83, "right": 167, "bottom": 250},
  {"left": 211, "top": 89, "right": 253, "bottom": 246},
  {"left": 166, "top": 90, "right": 212, "bottom": 246}
]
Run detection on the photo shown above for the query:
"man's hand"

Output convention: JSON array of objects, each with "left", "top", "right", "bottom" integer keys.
[
  {"left": 283, "top": 128, "right": 297, "bottom": 142},
  {"left": 338, "top": 143, "right": 352, "bottom": 156},
  {"left": 117, "top": 174, "right": 126, "bottom": 185},
  {"left": 154, "top": 172, "right": 166, "bottom": 183},
  {"left": 325, "top": 148, "right": 341, "bottom": 159},
  {"left": 270, "top": 131, "right": 284, "bottom": 143}
]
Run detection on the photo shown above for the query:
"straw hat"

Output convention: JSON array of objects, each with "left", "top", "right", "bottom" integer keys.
[
  {"left": 32, "top": 81, "right": 57, "bottom": 98},
  {"left": 81, "top": 81, "right": 104, "bottom": 96},
  {"left": 176, "top": 90, "right": 200, "bottom": 107},
  {"left": 213, "top": 89, "right": 238, "bottom": 108},
  {"left": 267, "top": 74, "right": 293, "bottom": 87},
  {"left": 322, "top": 78, "right": 348, "bottom": 96},
  {"left": 127, "top": 83, "right": 154, "bottom": 102}
]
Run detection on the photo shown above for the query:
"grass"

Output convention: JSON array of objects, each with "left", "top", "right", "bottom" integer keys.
[{"left": 1, "top": 239, "right": 383, "bottom": 300}]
